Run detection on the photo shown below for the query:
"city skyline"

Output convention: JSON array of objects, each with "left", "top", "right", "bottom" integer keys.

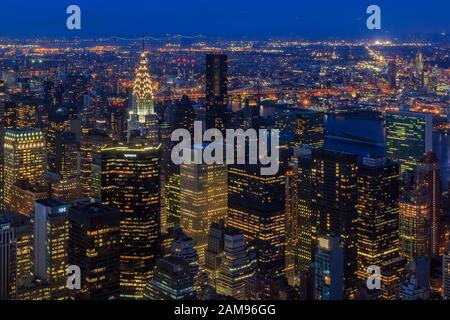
[{"left": 0, "top": 2, "right": 449, "bottom": 310}]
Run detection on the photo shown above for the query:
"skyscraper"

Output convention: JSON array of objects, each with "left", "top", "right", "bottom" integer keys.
[
  {"left": 80, "top": 129, "right": 113, "bottom": 199},
  {"left": 1, "top": 212, "right": 34, "bottom": 299},
  {"left": 180, "top": 145, "right": 228, "bottom": 263},
  {"left": 387, "top": 59, "right": 397, "bottom": 90},
  {"left": 228, "top": 164, "right": 286, "bottom": 278},
  {"left": 284, "top": 161, "right": 299, "bottom": 285},
  {"left": 415, "top": 53, "right": 425, "bottom": 89},
  {"left": 47, "top": 108, "right": 71, "bottom": 173},
  {"left": 386, "top": 111, "right": 432, "bottom": 174},
  {"left": 312, "top": 149, "right": 358, "bottom": 299},
  {"left": 163, "top": 95, "right": 196, "bottom": 228},
  {"left": 51, "top": 132, "right": 80, "bottom": 202},
  {"left": 216, "top": 230, "right": 257, "bottom": 300},
  {"left": 0, "top": 80, "right": 5, "bottom": 211},
  {"left": 415, "top": 152, "right": 441, "bottom": 256},
  {"left": 0, "top": 219, "right": 14, "bottom": 300},
  {"left": 34, "top": 199, "right": 70, "bottom": 300},
  {"left": 101, "top": 145, "right": 161, "bottom": 299},
  {"left": 3, "top": 128, "right": 46, "bottom": 208},
  {"left": 294, "top": 110, "right": 325, "bottom": 148},
  {"left": 68, "top": 202, "right": 120, "bottom": 300},
  {"left": 205, "top": 54, "right": 228, "bottom": 131},
  {"left": 314, "top": 236, "right": 344, "bottom": 300},
  {"left": 296, "top": 147, "right": 317, "bottom": 279},
  {"left": 356, "top": 157, "right": 400, "bottom": 282},
  {"left": 54, "top": 132, "right": 79, "bottom": 180},
  {"left": 128, "top": 51, "right": 158, "bottom": 143},
  {"left": 443, "top": 244, "right": 450, "bottom": 300},
  {"left": 205, "top": 219, "right": 227, "bottom": 288},
  {"left": 399, "top": 195, "right": 430, "bottom": 261}
]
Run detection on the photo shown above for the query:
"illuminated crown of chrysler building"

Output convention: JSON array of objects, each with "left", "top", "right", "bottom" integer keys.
[
  {"left": 132, "top": 52, "right": 155, "bottom": 122},
  {"left": 128, "top": 50, "right": 159, "bottom": 144}
]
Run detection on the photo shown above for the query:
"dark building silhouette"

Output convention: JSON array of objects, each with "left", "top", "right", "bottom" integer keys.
[
  {"left": 387, "top": 59, "right": 397, "bottom": 89},
  {"left": 69, "top": 202, "right": 120, "bottom": 300},
  {"left": 205, "top": 54, "right": 228, "bottom": 131},
  {"left": 415, "top": 151, "right": 441, "bottom": 256}
]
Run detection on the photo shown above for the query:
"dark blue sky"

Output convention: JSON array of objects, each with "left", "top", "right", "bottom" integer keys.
[{"left": 0, "top": 0, "right": 449, "bottom": 38}]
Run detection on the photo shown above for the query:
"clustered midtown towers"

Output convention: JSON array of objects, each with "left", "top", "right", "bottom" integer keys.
[{"left": 0, "top": 46, "right": 448, "bottom": 301}]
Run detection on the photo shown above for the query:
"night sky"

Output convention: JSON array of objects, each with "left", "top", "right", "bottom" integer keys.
[{"left": 0, "top": 0, "right": 449, "bottom": 38}]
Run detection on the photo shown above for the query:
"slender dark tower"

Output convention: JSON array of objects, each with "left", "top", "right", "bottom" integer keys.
[
  {"left": 387, "top": 58, "right": 397, "bottom": 90},
  {"left": 205, "top": 54, "right": 228, "bottom": 131},
  {"left": 312, "top": 149, "right": 358, "bottom": 299},
  {"left": 415, "top": 151, "right": 441, "bottom": 256}
]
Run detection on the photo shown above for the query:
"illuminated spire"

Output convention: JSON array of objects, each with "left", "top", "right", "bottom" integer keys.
[{"left": 132, "top": 52, "right": 155, "bottom": 120}]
